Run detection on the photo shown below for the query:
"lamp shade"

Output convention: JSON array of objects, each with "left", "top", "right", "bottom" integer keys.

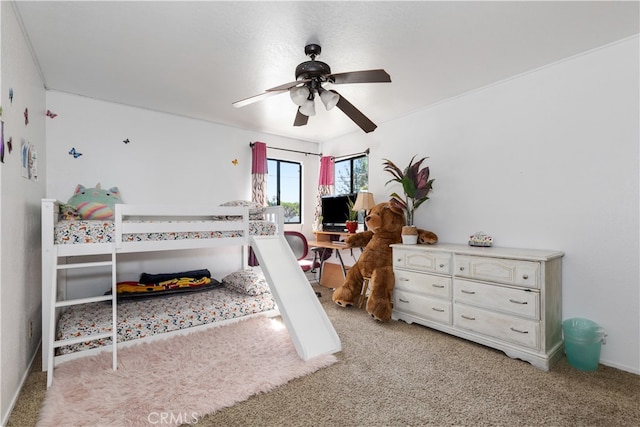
[
  {"left": 353, "top": 191, "right": 375, "bottom": 211},
  {"left": 299, "top": 99, "right": 316, "bottom": 116},
  {"left": 290, "top": 86, "right": 310, "bottom": 106},
  {"left": 320, "top": 90, "right": 340, "bottom": 110}
]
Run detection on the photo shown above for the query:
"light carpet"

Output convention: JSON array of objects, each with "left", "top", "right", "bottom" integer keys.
[{"left": 37, "top": 316, "right": 337, "bottom": 426}]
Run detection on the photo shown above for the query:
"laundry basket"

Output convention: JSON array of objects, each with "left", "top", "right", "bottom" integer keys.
[{"left": 562, "top": 318, "right": 606, "bottom": 371}]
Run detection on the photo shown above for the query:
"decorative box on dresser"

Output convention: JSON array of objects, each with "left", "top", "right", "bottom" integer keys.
[{"left": 390, "top": 243, "right": 564, "bottom": 371}]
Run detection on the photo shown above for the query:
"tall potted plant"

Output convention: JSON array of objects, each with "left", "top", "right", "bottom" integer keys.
[{"left": 383, "top": 155, "right": 434, "bottom": 244}]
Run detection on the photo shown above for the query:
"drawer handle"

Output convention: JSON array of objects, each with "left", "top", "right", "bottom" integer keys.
[
  {"left": 399, "top": 278, "right": 409, "bottom": 282},
  {"left": 431, "top": 284, "right": 445, "bottom": 288},
  {"left": 508, "top": 299, "right": 528, "bottom": 305},
  {"left": 461, "top": 289, "right": 475, "bottom": 295},
  {"left": 432, "top": 307, "right": 445, "bottom": 312},
  {"left": 399, "top": 298, "right": 410, "bottom": 303},
  {"left": 459, "top": 267, "right": 465, "bottom": 271},
  {"left": 397, "top": 258, "right": 402, "bottom": 262},
  {"left": 439, "top": 264, "right": 445, "bottom": 268},
  {"left": 461, "top": 314, "right": 476, "bottom": 320},
  {"left": 522, "top": 274, "right": 529, "bottom": 280},
  {"left": 510, "top": 327, "right": 529, "bottom": 334}
]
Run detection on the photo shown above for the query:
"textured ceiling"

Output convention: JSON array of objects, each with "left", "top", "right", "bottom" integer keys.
[{"left": 13, "top": 1, "right": 639, "bottom": 143}]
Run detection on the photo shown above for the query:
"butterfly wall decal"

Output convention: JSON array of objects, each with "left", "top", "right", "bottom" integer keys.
[
  {"left": 231, "top": 159, "right": 239, "bottom": 166},
  {"left": 46, "top": 110, "right": 57, "bottom": 119},
  {"left": 123, "top": 138, "right": 130, "bottom": 144},
  {"left": 24, "top": 108, "right": 29, "bottom": 125},
  {"left": 69, "top": 148, "right": 82, "bottom": 158}
]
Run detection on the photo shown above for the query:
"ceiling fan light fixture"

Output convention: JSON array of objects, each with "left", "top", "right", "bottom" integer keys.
[
  {"left": 299, "top": 99, "right": 316, "bottom": 117},
  {"left": 320, "top": 89, "right": 340, "bottom": 110},
  {"left": 289, "top": 86, "right": 310, "bottom": 106}
]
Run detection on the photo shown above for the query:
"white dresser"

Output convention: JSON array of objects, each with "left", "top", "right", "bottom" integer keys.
[{"left": 391, "top": 243, "right": 564, "bottom": 371}]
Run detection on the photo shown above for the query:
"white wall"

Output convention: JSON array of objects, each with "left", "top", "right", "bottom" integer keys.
[
  {"left": 0, "top": 3, "right": 46, "bottom": 423},
  {"left": 323, "top": 37, "right": 639, "bottom": 373},
  {"left": 45, "top": 91, "right": 320, "bottom": 284}
]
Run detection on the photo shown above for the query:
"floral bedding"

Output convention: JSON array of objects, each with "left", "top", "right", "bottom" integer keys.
[
  {"left": 53, "top": 219, "right": 277, "bottom": 245},
  {"left": 56, "top": 286, "right": 277, "bottom": 355}
]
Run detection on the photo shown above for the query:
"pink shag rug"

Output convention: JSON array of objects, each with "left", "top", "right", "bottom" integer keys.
[{"left": 38, "top": 316, "right": 337, "bottom": 426}]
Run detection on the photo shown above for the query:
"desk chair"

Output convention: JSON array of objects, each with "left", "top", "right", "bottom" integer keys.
[
  {"left": 284, "top": 231, "right": 322, "bottom": 296},
  {"left": 359, "top": 277, "right": 371, "bottom": 309}
]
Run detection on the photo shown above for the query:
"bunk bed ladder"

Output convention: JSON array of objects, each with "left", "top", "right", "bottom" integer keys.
[{"left": 46, "top": 245, "right": 118, "bottom": 388}]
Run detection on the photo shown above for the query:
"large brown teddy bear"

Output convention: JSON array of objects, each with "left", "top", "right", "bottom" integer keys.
[{"left": 332, "top": 202, "right": 438, "bottom": 321}]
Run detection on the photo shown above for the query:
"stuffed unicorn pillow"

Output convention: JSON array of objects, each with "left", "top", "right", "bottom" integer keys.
[{"left": 66, "top": 183, "right": 123, "bottom": 220}]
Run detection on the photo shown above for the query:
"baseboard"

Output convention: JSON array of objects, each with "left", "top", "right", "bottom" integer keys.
[{"left": 600, "top": 358, "right": 640, "bottom": 375}]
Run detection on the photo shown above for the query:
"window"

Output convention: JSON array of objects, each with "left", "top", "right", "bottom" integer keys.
[
  {"left": 267, "top": 159, "right": 302, "bottom": 224},
  {"left": 334, "top": 155, "right": 368, "bottom": 195}
]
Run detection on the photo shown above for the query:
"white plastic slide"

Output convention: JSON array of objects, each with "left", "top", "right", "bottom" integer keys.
[{"left": 250, "top": 235, "right": 342, "bottom": 360}]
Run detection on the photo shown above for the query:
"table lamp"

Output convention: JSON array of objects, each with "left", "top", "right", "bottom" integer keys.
[{"left": 352, "top": 191, "right": 376, "bottom": 229}]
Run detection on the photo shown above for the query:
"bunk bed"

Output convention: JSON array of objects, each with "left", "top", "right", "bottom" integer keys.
[{"left": 41, "top": 199, "right": 284, "bottom": 387}]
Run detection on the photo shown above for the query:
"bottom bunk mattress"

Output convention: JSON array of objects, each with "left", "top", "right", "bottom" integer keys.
[{"left": 56, "top": 286, "right": 277, "bottom": 355}]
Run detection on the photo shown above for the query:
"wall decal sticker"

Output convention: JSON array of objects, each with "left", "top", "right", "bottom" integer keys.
[
  {"left": 9, "top": 88, "right": 13, "bottom": 104},
  {"left": 24, "top": 108, "right": 29, "bottom": 125},
  {"left": 1, "top": 121, "right": 4, "bottom": 163},
  {"left": 46, "top": 109, "right": 57, "bottom": 119},
  {"left": 21, "top": 139, "right": 37, "bottom": 180},
  {"left": 123, "top": 138, "right": 130, "bottom": 144},
  {"left": 21, "top": 140, "right": 27, "bottom": 177},
  {"left": 68, "top": 147, "right": 82, "bottom": 158},
  {"left": 7, "top": 137, "right": 13, "bottom": 153},
  {"left": 231, "top": 158, "right": 239, "bottom": 166},
  {"left": 28, "top": 143, "right": 37, "bottom": 180}
]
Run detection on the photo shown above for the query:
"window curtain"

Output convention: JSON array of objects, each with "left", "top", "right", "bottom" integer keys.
[
  {"left": 251, "top": 141, "right": 268, "bottom": 206},
  {"left": 314, "top": 156, "right": 335, "bottom": 230},
  {"left": 249, "top": 142, "right": 268, "bottom": 266}
]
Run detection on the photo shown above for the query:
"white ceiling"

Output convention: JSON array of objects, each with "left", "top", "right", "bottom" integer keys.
[{"left": 12, "top": 1, "right": 639, "bottom": 143}]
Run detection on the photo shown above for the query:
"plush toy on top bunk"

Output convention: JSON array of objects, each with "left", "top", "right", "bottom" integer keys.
[{"left": 62, "top": 183, "right": 123, "bottom": 220}]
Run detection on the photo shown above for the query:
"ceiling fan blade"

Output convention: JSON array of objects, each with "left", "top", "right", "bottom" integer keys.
[
  {"left": 233, "top": 79, "right": 313, "bottom": 108},
  {"left": 267, "top": 79, "right": 311, "bottom": 92},
  {"left": 293, "top": 108, "right": 309, "bottom": 127},
  {"left": 232, "top": 90, "right": 286, "bottom": 108},
  {"left": 328, "top": 69, "right": 391, "bottom": 85},
  {"left": 331, "top": 90, "right": 377, "bottom": 133}
]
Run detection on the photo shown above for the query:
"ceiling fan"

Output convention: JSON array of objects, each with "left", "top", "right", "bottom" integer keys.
[{"left": 232, "top": 44, "right": 391, "bottom": 133}]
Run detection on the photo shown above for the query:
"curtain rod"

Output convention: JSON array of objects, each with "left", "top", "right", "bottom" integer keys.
[
  {"left": 249, "top": 142, "right": 321, "bottom": 157},
  {"left": 249, "top": 142, "right": 369, "bottom": 160},
  {"left": 333, "top": 148, "right": 370, "bottom": 160}
]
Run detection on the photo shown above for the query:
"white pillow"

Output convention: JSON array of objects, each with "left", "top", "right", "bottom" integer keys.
[{"left": 222, "top": 269, "right": 270, "bottom": 295}]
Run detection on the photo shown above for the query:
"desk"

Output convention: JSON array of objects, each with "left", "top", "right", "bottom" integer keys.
[{"left": 309, "top": 231, "right": 358, "bottom": 288}]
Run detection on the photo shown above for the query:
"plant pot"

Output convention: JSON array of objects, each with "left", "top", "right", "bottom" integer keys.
[
  {"left": 401, "top": 225, "right": 418, "bottom": 244},
  {"left": 345, "top": 221, "right": 358, "bottom": 234}
]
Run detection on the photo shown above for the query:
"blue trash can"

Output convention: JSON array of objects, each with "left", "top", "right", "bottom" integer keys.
[{"left": 562, "top": 318, "right": 605, "bottom": 371}]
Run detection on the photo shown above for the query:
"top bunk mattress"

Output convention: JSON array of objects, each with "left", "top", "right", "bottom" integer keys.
[{"left": 54, "top": 219, "right": 277, "bottom": 245}]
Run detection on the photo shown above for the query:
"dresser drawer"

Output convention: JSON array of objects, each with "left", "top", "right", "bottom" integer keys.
[
  {"left": 453, "top": 279, "right": 539, "bottom": 319},
  {"left": 393, "top": 249, "right": 451, "bottom": 274},
  {"left": 395, "top": 270, "right": 452, "bottom": 299},
  {"left": 393, "top": 289, "right": 452, "bottom": 325},
  {"left": 455, "top": 255, "right": 540, "bottom": 288},
  {"left": 454, "top": 304, "right": 540, "bottom": 349}
]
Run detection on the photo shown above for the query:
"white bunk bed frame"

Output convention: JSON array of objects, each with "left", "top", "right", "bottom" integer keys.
[{"left": 41, "top": 199, "right": 284, "bottom": 387}]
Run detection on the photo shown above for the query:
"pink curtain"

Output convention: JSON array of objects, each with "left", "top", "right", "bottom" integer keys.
[
  {"left": 314, "top": 156, "right": 335, "bottom": 230},
  {"left": 251, "top": 142, "right": 267, "bottom": 206},
  {"left": 249, "top": 142, "right": 268, "bottom": 266}
]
